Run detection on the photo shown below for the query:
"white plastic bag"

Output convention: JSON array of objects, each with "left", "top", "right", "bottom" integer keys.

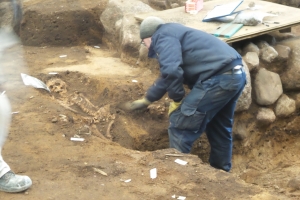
[
  {"left": 21, "top": 73, "right": 50, "bottom": 92},
  {"left": 232, "top": 11, "right": 277, "bottom": 26}
]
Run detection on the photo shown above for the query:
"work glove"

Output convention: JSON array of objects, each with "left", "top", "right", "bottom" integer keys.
[
  {"left": 168, "top": 101, "right": 182, "bottom": 116},
  {"left": 123, "top": 98, "right": 151, "bottom": 111}
]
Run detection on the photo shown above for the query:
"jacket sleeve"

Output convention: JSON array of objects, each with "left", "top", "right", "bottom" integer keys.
[
  {"left": 153, "top": 34, "right": 185, "bottom": 102},
  {"left": 145, "top": 76, "right": 167, "bottom": 102}
]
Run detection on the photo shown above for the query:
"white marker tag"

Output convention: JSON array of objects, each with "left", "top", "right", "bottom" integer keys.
[
  {"left": 174, "top": 159, "right": 188, "bottom": 165},
  {"left": 70, "top": 137, "right": 85, "bottom": 141},
  {"left": 150, "top": 168, "right": 157, "bottom": 179}
]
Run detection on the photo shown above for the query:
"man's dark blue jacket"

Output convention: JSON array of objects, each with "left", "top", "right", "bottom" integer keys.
[{"left": 145, "top": 23, "right": 243, "bottom": 103}]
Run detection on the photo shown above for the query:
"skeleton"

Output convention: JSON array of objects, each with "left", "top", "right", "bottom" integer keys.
[{"left": 46, "top": 78, "right": 115, "bottom": 139}]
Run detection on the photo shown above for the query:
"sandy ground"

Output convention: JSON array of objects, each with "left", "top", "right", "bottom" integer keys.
[{"left": 0, "top": 45, "right": 266, "bottom": 200}]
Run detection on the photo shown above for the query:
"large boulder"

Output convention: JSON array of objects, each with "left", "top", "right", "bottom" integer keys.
[
  {"left": 243, "top": 52, "right": 259, "bottom": 72},
  {"left": 100, "top": 0, "right": 154, "bottom": 53},
  {"left": 118, "top": 14, "right": 142, "bottom": 64},
  {"left": 254, "top": 68, "right": 283, "bottom": 106},
  {"left": 278, "top": 37, "right": 300, "bottom": 90}
]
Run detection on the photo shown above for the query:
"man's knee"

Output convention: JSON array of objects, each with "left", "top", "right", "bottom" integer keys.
[{"left": 168, "top": 128, "right": 192, "bottom": 153}]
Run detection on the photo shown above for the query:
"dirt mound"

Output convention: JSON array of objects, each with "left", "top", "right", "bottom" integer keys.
[{"left": 21, "top": 0, "right": 106, "bottom": 46}]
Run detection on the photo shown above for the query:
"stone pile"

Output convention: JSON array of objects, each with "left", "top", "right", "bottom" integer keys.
[
  {"left": 232, "top": 33, "right": 300, "bottom": 139},
  {"left": 240, "top": 35, "right": 299, "bottom": 121}
]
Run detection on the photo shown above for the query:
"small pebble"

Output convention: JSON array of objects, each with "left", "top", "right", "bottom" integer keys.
[{"left": 51, "top": 117, "right": 58, "bottom": 123}]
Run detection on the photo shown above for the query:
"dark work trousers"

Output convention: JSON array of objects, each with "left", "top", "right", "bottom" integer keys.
[{"left": 168, "top": 67, "right": 246, "bottom": 172}]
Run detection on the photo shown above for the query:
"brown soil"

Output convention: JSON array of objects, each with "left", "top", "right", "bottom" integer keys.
[
  {"left": 2, "top": 1, "right": 300, "bottom": 199},
  {"left": 3, "top": 45, "right": 263, "bottom": 200}
]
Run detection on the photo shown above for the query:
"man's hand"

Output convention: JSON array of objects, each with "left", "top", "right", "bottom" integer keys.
[
  {"left": 119, "top": 98, "right": 151, "bottom": 111},
  {"left": 168, "top": 101, "right": 182, "bottom": 116}
]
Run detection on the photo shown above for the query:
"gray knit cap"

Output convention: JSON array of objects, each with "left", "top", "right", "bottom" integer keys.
[{"left": 140, "top": 16, "right": 165, "bottom": 39}]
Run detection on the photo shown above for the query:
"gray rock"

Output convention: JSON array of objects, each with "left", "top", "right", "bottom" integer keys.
[
  {"left": 256, "top": 40, "right": 269, "bottom": 49},
  {"left": 100, "top": 0, "right": 154, "bottom": 50},
  {"left": 254, "top": 68, "right": 283, "bottom": 106},
  {"left": 243, "top": 52, "right": 259, "bottom": 72},
  {"left": 256, "top": 108, "right": 276, "bottom": 125},
  {"left": 289, "top": 93, "right": 300, "bottom": 109},
  {"left": 235, "top": 60, "right": 252, "bottom": 112},
  {"left": 137, "top": 43, "right": 150, "bottom": 64},
  {"left": 278, "top": 37, "right": 300, "bottom": 90},
  {"left": 255, "top": 40, "right": 280, "bottom": 64},
  {"left": 119, "top": 14, "right": 141, "bottom": 64},
  {"left": 275, "top": 94, "right": 296, "bottom": 117},
  {"left": 260, "top": 45, "right": 278, "bottom": 63},
  {"left": 274, "top": 44, "right": 291, "bottom": 60},
  {"left": 242, "top": 42, "right": 260, "bottom": 56},
  {"left": 264, "top": 44, "right": 291, "bottom": 74}
]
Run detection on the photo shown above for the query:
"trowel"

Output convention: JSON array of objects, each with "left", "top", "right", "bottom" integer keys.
[
  {"left": 117, "top": 101, "right": 148, "bottom": 112},
  {"left": 117, "top": 101, "right": 135, "bottom": 111}
]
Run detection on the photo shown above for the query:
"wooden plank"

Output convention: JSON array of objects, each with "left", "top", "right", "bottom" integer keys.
[{"left": 135, "top": 0, "right": 300, "bottom": 43}]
